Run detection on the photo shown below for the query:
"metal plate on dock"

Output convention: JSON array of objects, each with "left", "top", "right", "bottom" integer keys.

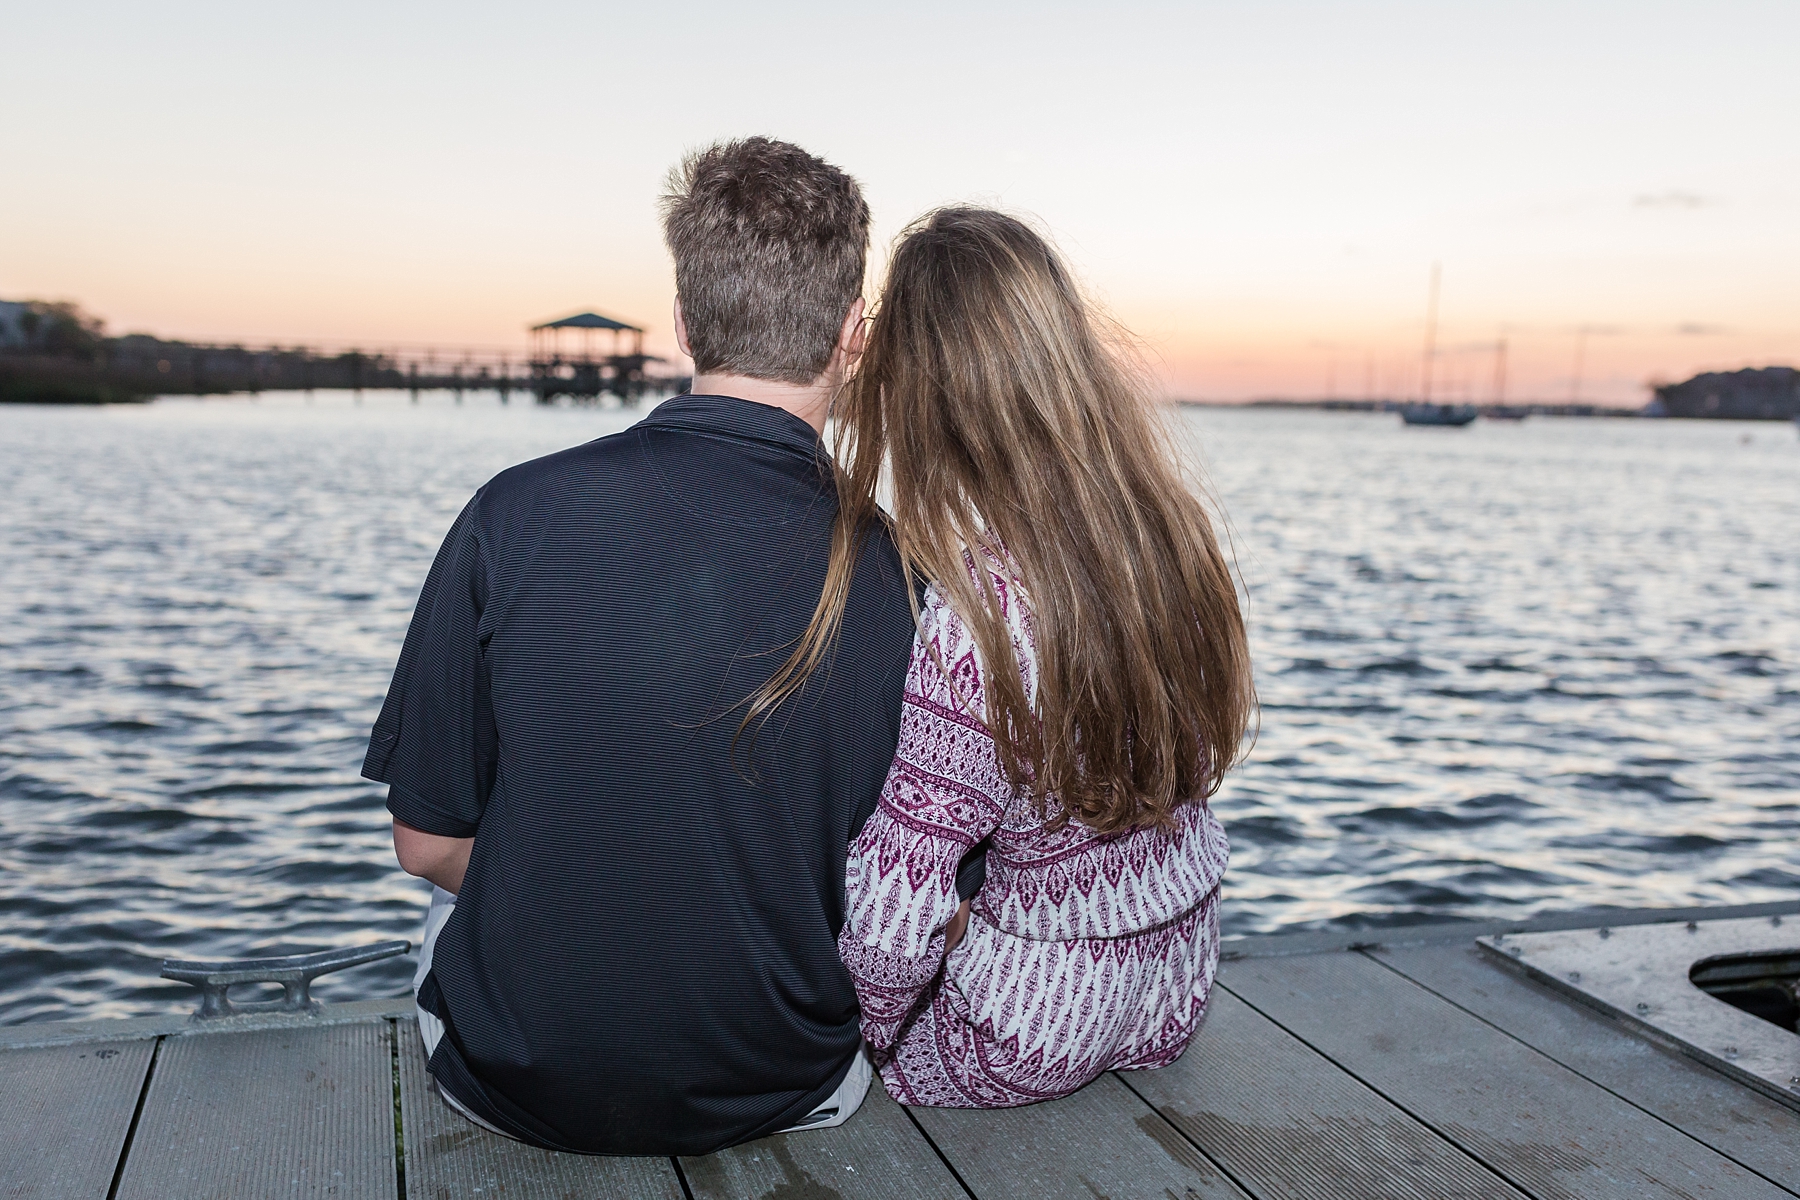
[{"left": 1478, "top": 915, "right": 1800, "bottom": 1111}]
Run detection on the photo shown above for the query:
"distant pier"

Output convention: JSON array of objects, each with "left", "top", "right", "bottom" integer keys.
[{"left": 0, "top": 306, "right": 689, "bottom": 404}]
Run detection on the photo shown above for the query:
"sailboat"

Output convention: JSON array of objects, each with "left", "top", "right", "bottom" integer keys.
[
  {"left": 1485, "top": 335, "right": 1528, "bottom": 420},
  {"left": 1400, "top": 264, "right": 1478, "bottom": 426},
  {"left": 1402, "top": 401, "right": 1479, "bottom": 426}
]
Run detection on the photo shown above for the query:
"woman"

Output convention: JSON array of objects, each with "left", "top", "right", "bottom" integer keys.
[{"left": 751, "top": 207, "right": 1254, "bottom": 1108}]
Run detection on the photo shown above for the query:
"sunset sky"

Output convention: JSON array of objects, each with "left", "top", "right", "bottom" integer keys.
[{"left": 7, "top": 1, "right": 1796, "bottom": 403}]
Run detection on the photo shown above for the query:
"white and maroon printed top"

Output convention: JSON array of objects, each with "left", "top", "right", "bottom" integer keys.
[{"left": 839, "top": 559, "right": 1230, "bottom": 1108}]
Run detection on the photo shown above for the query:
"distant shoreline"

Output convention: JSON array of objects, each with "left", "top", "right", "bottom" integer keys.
[
  {"left": 1181, "top": 366, "right": 1800, "bottom": 421},
  {"left": 1175, "top": 398, "right": 1646, "bottom": 418}
]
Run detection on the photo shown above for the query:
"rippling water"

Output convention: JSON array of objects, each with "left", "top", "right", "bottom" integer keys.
[
  {"left": 3, "top": 393, "right": 1796, "bottom": 1022},
  {"left": 1189, "top": 407, "right": 1799, "bottom": 937}
]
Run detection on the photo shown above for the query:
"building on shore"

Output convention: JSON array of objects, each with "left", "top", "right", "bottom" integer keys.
[{"left": 1647, "top": 366, "right": 1800, "bottom": 419}]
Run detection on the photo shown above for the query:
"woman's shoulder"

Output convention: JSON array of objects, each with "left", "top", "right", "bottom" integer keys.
[
  {"left": 924, "top": 548, "right": 1033, "bottom": 630},
  {"left": 921, "top": 561, "right": 1036, "bottom": 636},
  {"left": 915, "top": 548, "right": 1038, "bottom": 694}
]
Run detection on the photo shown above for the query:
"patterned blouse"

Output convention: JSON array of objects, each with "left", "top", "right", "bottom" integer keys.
[{"left": 839, "top": 563, "right": 1229, "bottom": 1108}]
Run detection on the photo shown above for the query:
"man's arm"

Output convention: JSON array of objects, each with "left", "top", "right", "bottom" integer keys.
[
  {"left": 363, "top": 496, "right": 495, "bottom": 887},
  {"left": 393, "top": 818, "right": 474, "bottom": 895},
  {"left": 944, "top": 899, "right": 972, "bottom": 953}
]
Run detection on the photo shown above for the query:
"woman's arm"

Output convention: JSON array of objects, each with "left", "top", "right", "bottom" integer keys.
[
  {"left": 838, "top": 777, "right": 994, "bottom": 1049},
  {"left": 392, "top": 818, "right": 473, "bottom": 895},
  {"left": 838, "top": 595, "right": 1008, "bottom": 1050}
]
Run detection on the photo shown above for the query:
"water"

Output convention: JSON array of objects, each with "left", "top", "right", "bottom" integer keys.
[
  {"left": 1187, "top": 408, "right": 1800, "bottom": 934},
  {"left": 2, "top": 394, "right": 1796, "bottom": 1023}
]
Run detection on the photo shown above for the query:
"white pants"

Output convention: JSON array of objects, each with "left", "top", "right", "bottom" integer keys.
[
  {"left": 412, "top": 886, "right": 872, "bottom": 1138},
  {"left": 413, "top": 887, "right": 515, "bottom": 1137}
]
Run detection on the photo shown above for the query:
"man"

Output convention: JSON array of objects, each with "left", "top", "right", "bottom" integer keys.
[{"left": 362, "top": 137, "right": 916, "bottom": 1155}]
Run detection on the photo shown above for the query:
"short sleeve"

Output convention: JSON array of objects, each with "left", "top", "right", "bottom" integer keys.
[{"left": 362, "top": 495, "right": 496, "bottom": 838}]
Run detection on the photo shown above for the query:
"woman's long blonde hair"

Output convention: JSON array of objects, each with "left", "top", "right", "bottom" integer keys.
[{"left": 750, "top": 207, "right": 1254, "bottom": 834}]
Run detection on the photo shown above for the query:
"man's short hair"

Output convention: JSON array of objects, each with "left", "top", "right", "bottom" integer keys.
[{"left": 661, "top": 137, "right": 870, "bottom": 385}]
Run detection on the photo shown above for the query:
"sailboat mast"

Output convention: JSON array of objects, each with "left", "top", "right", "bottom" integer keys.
[
  {"left": 1493, "top": 335, "right": 1508, "bottom": 404},
  {"left": 1420, "top": 262, "right": 1441, "bottom": 403},
  {"left": 1570, "top": 326, "right": 1588, "bottom": 404}
]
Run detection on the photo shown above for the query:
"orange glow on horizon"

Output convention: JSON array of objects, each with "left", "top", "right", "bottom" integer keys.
[{"left": 5, "top": 2, "right": 1794, "bottom": 406}]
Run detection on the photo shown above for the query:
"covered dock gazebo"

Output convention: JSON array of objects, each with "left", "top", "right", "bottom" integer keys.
[
  {"left": 529, "top": 312, "right": 645, "bottom": 363},
  {"left": 527, "top": 311, "right": 663, "bottom": 404}
]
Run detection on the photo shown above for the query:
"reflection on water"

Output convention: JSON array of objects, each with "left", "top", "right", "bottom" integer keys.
[{"left": 1, "top": 393, "right": 1795, "bottom": 1021}]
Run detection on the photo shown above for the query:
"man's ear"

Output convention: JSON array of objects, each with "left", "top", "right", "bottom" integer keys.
[
  {"left": 673, "top": 297, "right": 693, "bottom": 359},
  {"left": 837, "top": 297, "right": 868, "bottom": 365}
]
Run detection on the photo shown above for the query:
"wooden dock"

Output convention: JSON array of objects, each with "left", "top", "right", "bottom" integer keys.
[{"left": 6, "top": 900, "right": 1798, "bottom": 1199}]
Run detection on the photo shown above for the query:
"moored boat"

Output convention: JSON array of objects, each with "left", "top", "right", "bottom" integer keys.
[
  {"left": 1400, "top": 402, "right": 1478, "bottom": 426},
  {"left": 1403, "top": 265, "right": 1478, "bottom": 428}
]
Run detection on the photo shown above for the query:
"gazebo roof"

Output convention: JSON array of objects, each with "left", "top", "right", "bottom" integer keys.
[{"left": 531, "top": 312, "right": 643, "bottom": 333}]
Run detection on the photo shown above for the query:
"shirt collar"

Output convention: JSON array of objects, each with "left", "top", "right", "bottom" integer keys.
[{"left": 639, "top": 393, "right": 824, "bottom": 462}]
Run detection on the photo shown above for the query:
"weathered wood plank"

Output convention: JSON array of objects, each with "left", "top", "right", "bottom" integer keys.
[
  {"left": 1378, "top": 941, "right": 1800, "bottom": 1192},
  {"left": 395, "top": 1017, "right": 682, "bottom": 1200},
  {"left": 0, "top": 1038, "right": 155, "bottom": 1200},
  {"left": 910, "top": 1070, "right": 1249, "bottom": 1200},
  {"left": 1121, "top": 988, "right": 1528, "bottom": 1199},
  {"left": 114, "top": 1022, "right": 395, "bottom": 1200},
  {"left": 682, "top": 1077, "right": 965, "bottom": 1200},
  {"left": 1224, "top": 952, "right": 1791, "bottom": 1200}
]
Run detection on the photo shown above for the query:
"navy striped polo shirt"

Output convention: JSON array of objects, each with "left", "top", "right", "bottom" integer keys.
[{"left": 363, "top": 394, "right": 916, "bottom": 1155}]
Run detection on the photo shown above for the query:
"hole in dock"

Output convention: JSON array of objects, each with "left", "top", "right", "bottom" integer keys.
[{"left": 1690, "top": 951, "right": 1800, "bottom": 1032}]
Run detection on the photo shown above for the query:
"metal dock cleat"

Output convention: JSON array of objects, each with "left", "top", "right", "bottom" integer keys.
[{"left": 160, "top": 940, "right": 409, "bottom": 1020}]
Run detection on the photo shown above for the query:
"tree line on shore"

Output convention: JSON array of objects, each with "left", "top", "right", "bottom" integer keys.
[{"left": 0, "top": 301, "right": 441, "bottom": 403}]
